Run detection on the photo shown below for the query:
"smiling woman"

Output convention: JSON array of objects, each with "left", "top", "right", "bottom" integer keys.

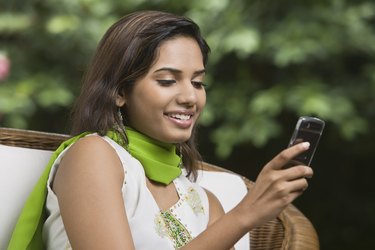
[
  {"left": 122, "top": 36, "right": 207, "bottom": 144},
  {"left": 8, "top": 10, "right": 314, "bottom": 250}
]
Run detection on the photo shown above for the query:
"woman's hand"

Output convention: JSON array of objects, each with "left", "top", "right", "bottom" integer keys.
[{"left": 238, "top": 142, "right": 314, "bottom": 229}]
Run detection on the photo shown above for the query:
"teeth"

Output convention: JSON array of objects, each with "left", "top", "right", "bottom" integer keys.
[{"left": 170, "top": 114, "right": 191, "bottom": 120}]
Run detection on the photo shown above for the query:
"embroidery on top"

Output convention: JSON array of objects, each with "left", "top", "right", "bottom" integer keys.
[
  {"left": 155, "top": 211, "right": 192, "bottom": 249},
  {"left": 185, "top": 187, "right": 205, "bottom": 215},
  {"left": 154, "top": 186, "right": 205, "bottom": 248}
]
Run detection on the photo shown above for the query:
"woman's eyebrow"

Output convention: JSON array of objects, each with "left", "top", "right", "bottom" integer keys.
[
  {"left": 193, "top": 69, "right": 206, "bottom": 77},
  {"left": 154, "top": 67, "right": 206, "bottom": 76},
  {"left": 154, "top": 67, "right": 181, "bottom": 74}
]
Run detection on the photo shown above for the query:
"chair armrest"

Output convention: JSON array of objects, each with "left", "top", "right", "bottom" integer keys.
[{"left": 279, "top": 203, "right": 319, "bottom": 249}]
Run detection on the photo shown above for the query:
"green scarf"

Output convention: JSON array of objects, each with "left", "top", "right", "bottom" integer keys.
[
  {"left": 125, "top": 127, "right": 182, "bottom": 185},
  {"left": 7, "top": 128, "right": 181, "bottom": 250}
]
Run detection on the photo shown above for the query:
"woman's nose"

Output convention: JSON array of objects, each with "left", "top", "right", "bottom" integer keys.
[{"left": 176, "top": 81, "right": 198, "bottom": 106}]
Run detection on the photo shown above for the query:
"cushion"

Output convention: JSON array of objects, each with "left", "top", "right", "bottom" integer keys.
[
  {"left": 0, "top": 144, "right": 52, "bottom": 249},
  {"left": 196, "top": 170, "right": 250, "bottom": 250}
]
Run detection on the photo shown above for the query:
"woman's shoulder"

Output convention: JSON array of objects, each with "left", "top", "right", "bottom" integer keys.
[
  {"left": 52, "top": 135, "right": 125, "bottom": 192},
  {"left": 65, "top": 135, "right": 120, "bottom": 162}
]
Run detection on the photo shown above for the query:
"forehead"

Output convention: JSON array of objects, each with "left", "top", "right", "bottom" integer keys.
[{"left": 150, "top": 36, "right": 204, "bottom": 70}]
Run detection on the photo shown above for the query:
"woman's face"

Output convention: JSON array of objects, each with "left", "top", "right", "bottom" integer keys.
[{"left": 122, "top": 36, "right": 206, "bottom": 143}]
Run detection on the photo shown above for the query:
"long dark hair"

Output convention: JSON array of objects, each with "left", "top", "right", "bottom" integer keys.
[{"left": 71, "top": 10, "right": 210, "bottom": 179}]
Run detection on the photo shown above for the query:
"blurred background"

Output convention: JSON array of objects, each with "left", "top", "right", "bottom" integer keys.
[{"left": 1, "top": 0, "right": 374, "bottom": 248}]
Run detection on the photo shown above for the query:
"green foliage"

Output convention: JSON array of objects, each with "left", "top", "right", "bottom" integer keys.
[
  {"left": 199, "top": 0, "right": 375, "bottom": 157},
  {"left": 1, "top": 0, "right": 374, "bottom": 157}
]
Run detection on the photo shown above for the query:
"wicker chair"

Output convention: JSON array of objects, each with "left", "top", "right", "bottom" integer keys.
[{"left": 0, "top": 127, "right": 319, "bottom": 249}]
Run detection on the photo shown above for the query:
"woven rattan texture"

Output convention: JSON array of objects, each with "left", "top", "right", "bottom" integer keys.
[{"left": 0, "top": 128, "right": 69, "bottom": 150}]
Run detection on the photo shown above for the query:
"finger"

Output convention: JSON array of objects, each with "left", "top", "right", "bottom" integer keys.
[
  {"left": 267, "top": 142, "right": 310, "bottom": 170},
  {"left": 284, "top": 165, "right": 313, "bottom": 181},
  {"left": 271, "top": 178, "right": 308, "bottom": 206},
  {"left": 284, "top": 189, "right": 305, "bottom": 205},
  {"left": 289, "top": 176, "right": 309, "bottom": 192},
  {"left": 278, "top": 178, "right": 309, "bottom": 205}
]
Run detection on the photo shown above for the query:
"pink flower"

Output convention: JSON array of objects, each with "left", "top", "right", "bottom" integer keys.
[{"left": 0, "top": 54, "right": 11, "bottom": 81}]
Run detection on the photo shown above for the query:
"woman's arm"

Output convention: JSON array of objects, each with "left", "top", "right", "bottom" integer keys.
[
  {"left": 182, "top": 142, "right": 313, "bottom": 250},
  {"left": 53, "top": 136, "right": 135, "bottom": 249}
]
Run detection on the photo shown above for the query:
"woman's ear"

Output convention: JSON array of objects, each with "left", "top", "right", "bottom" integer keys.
[{"left": 116, "top": 90, "right": 126, "bottom": 107}]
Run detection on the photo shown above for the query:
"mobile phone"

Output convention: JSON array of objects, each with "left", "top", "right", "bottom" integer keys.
[{"left": 287, "top": 116, "right": 325, "bottom": 166}]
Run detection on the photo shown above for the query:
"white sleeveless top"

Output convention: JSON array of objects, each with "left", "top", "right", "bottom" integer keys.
[{"left": 42, "top": 135, "right": 210, "bottom": 249}]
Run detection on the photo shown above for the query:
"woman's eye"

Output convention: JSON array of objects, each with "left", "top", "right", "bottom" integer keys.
[
  {"left": 192, "top": 81, "right": 207, "bottom": 89},
  {"left": 156, "top": 79, "right": 176, "bottom": 86}
]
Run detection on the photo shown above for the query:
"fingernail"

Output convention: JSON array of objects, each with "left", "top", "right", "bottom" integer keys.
[{"left": 301, "top": 142, "right": 310, "bottom": 149}]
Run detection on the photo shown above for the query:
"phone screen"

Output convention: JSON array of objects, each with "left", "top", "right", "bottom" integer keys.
[{"left": 288, "top": 117, "right": 325, "bottom": 166}]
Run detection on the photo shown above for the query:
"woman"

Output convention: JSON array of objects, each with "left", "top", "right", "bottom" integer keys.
[{"left": 43, "top": 10, "right": 313, "bottom": 249}]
